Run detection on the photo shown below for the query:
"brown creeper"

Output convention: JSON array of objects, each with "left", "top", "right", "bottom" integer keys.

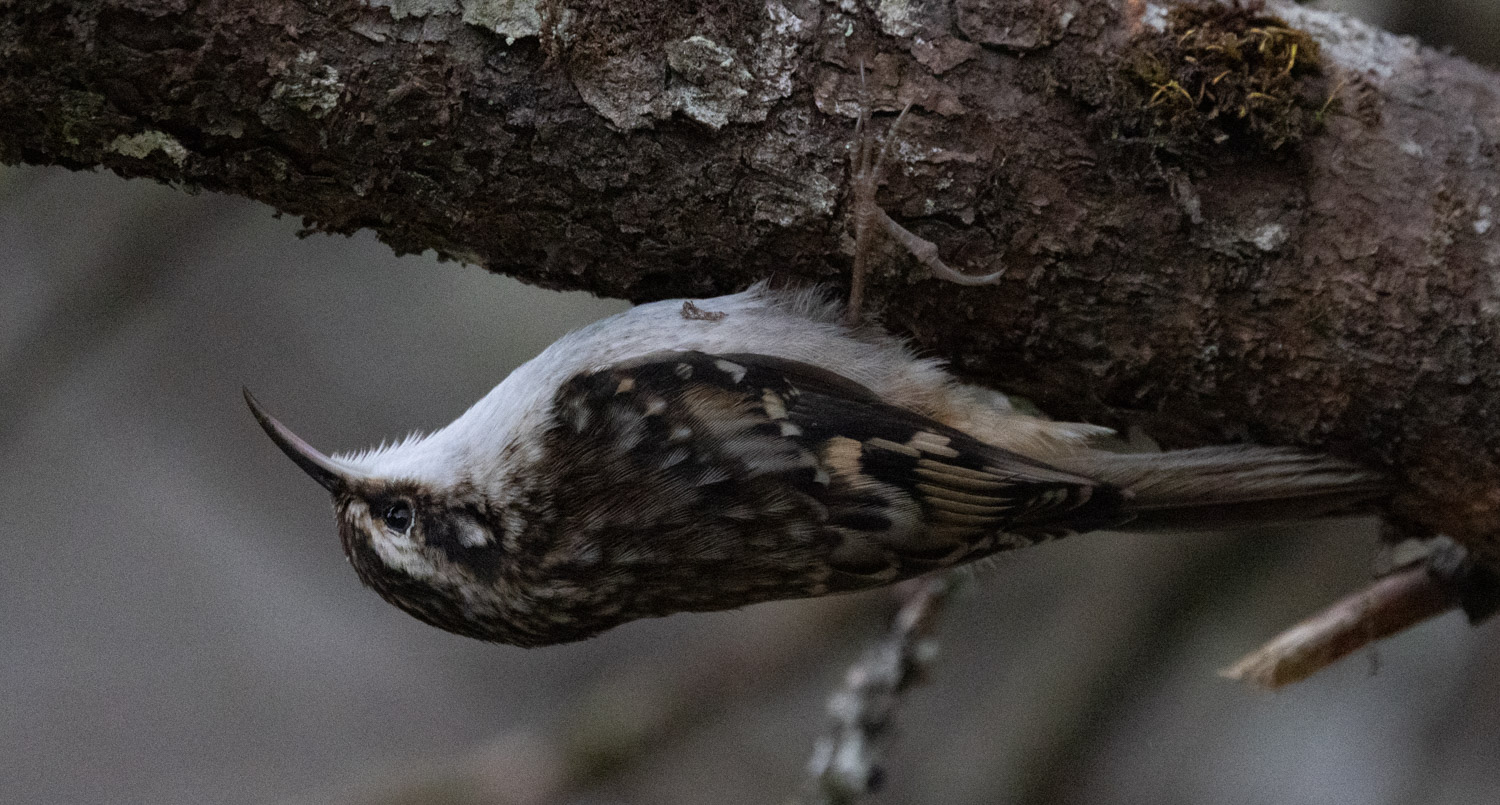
[{"left": 246, "top": 284, "right": 1389, "bottom": 647}]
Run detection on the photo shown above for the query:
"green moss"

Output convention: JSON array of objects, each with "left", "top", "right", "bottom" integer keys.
[
  {"left": 53, "top": 91, "right": 110, "bottom": 146},
  {"left": 1116, "top": 1, "right": 1336, "bottom": 152}
]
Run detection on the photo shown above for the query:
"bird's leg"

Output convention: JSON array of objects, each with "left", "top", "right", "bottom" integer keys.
[
  {"left": 846, "top": 73, "right": 884, "bottom": 328},
  {"left": 844, "top": 74, "right": 1006, "bottom": 327}
]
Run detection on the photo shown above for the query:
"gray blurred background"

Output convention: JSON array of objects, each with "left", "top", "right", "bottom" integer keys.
[{"left": 3, "top": 2, "right": 1497, "bottom": 803}]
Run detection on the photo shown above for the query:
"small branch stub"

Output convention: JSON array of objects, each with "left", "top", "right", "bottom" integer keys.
[
  {"left": 797, "top": 574, "right": 956, "bottom": 805},
  {"left": 1221, "top": 562, "right": 1461, "bottom": 690}
]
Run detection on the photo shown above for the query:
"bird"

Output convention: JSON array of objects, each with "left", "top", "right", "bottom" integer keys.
[
  {"left": 245, "top": 281, "right": 1391, "bottom": 647},
  {"left": 247, "top": 94, "right": 1392, "bottom": 647}
]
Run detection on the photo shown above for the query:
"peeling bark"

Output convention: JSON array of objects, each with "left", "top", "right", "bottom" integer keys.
[{"left": 4, "top": 0, "right": 1500, "bottom": 571}]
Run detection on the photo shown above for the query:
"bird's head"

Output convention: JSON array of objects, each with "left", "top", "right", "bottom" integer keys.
[{"left": 243, "top": 389, "right": 577, "bottom": 646}]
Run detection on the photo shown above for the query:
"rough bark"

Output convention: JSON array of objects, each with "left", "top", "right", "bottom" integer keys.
[{"left": 4, "top": 0, "right": 1500, "bottom": 567}]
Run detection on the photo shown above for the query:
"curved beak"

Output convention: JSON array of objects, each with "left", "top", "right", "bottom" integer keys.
[{"left": 243, "top": 388, "right": 360, "bottom": 494}]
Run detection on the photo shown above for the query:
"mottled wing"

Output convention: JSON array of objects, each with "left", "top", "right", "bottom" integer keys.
[{"left": 543, "top": 351, "right": 1129, "bottom": 599}]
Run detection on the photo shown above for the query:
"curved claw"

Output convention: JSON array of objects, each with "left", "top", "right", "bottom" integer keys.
[{"left": 927, "top": 262, "right": 1007, "bottom": 286}]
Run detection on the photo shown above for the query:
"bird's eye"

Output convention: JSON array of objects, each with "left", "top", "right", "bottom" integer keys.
[{"left": 379, "top": 500, "right": 414, "bottom": 533}]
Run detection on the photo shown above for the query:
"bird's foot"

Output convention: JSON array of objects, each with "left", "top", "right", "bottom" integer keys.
[{"left": 844, "top": 67, "right": 1005, "bottom": 327}]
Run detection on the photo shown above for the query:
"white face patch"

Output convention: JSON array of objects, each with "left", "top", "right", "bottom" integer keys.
[
  {"left": 349, "top": 501, "right": 445, "bottom": 582},
  {"left": 456, "top": 515, "right": 492, "bottom": 548}
]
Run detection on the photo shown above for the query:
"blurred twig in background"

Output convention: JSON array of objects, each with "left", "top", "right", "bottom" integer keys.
[{"left": 796, "top": 575, "right": 957, "bottom": 805}]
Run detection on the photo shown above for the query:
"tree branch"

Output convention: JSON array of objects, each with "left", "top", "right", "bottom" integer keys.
[{"left": 6, "top": 0, "right": 1500, "bottom": 620}]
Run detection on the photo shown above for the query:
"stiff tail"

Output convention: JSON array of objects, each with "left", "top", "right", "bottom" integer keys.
[{"left": 1054, "top": 446, "right": 1393, "bottom": 532}]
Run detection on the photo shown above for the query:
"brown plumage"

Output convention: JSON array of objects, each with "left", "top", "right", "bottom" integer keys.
[{"left": 247, "top": 314, "right": 1390, "bottom": 647}]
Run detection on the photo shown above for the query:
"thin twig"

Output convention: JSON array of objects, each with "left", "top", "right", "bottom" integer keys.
[
  {"left": 794, "top": 573, "right": 957, "bottom": 805},
  {"left": 1221, "top": 563, "right": 1460, "bottom": 690}
]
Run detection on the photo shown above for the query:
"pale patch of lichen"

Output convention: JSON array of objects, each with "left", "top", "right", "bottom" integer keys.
[
  {"left": 548, "top": 2, "right": 806, "bottom": 130},
  {"left": 663, "top": 35, "right": 754, "bottom": 128},
  {"left": 271, "top": 51, "right": 342, "bottom": 119},
  {"left": 461, "top": 0, "right": 542, "bottom": 43},
  {"left": 870, "top": 0, "right": 921, "bottom": 38},
  {"left": 107, "top": 131, "right": 189, "bottom": 166}
]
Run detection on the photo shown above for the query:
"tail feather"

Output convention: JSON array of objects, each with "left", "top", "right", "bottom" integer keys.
[{"left": 1053, "top": 446, "right": 1392, "bottom": 532}]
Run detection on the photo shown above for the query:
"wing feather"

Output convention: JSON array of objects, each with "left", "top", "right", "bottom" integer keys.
[{"left": 543, "top": 351, "right": 1129, "bottom": 597}]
